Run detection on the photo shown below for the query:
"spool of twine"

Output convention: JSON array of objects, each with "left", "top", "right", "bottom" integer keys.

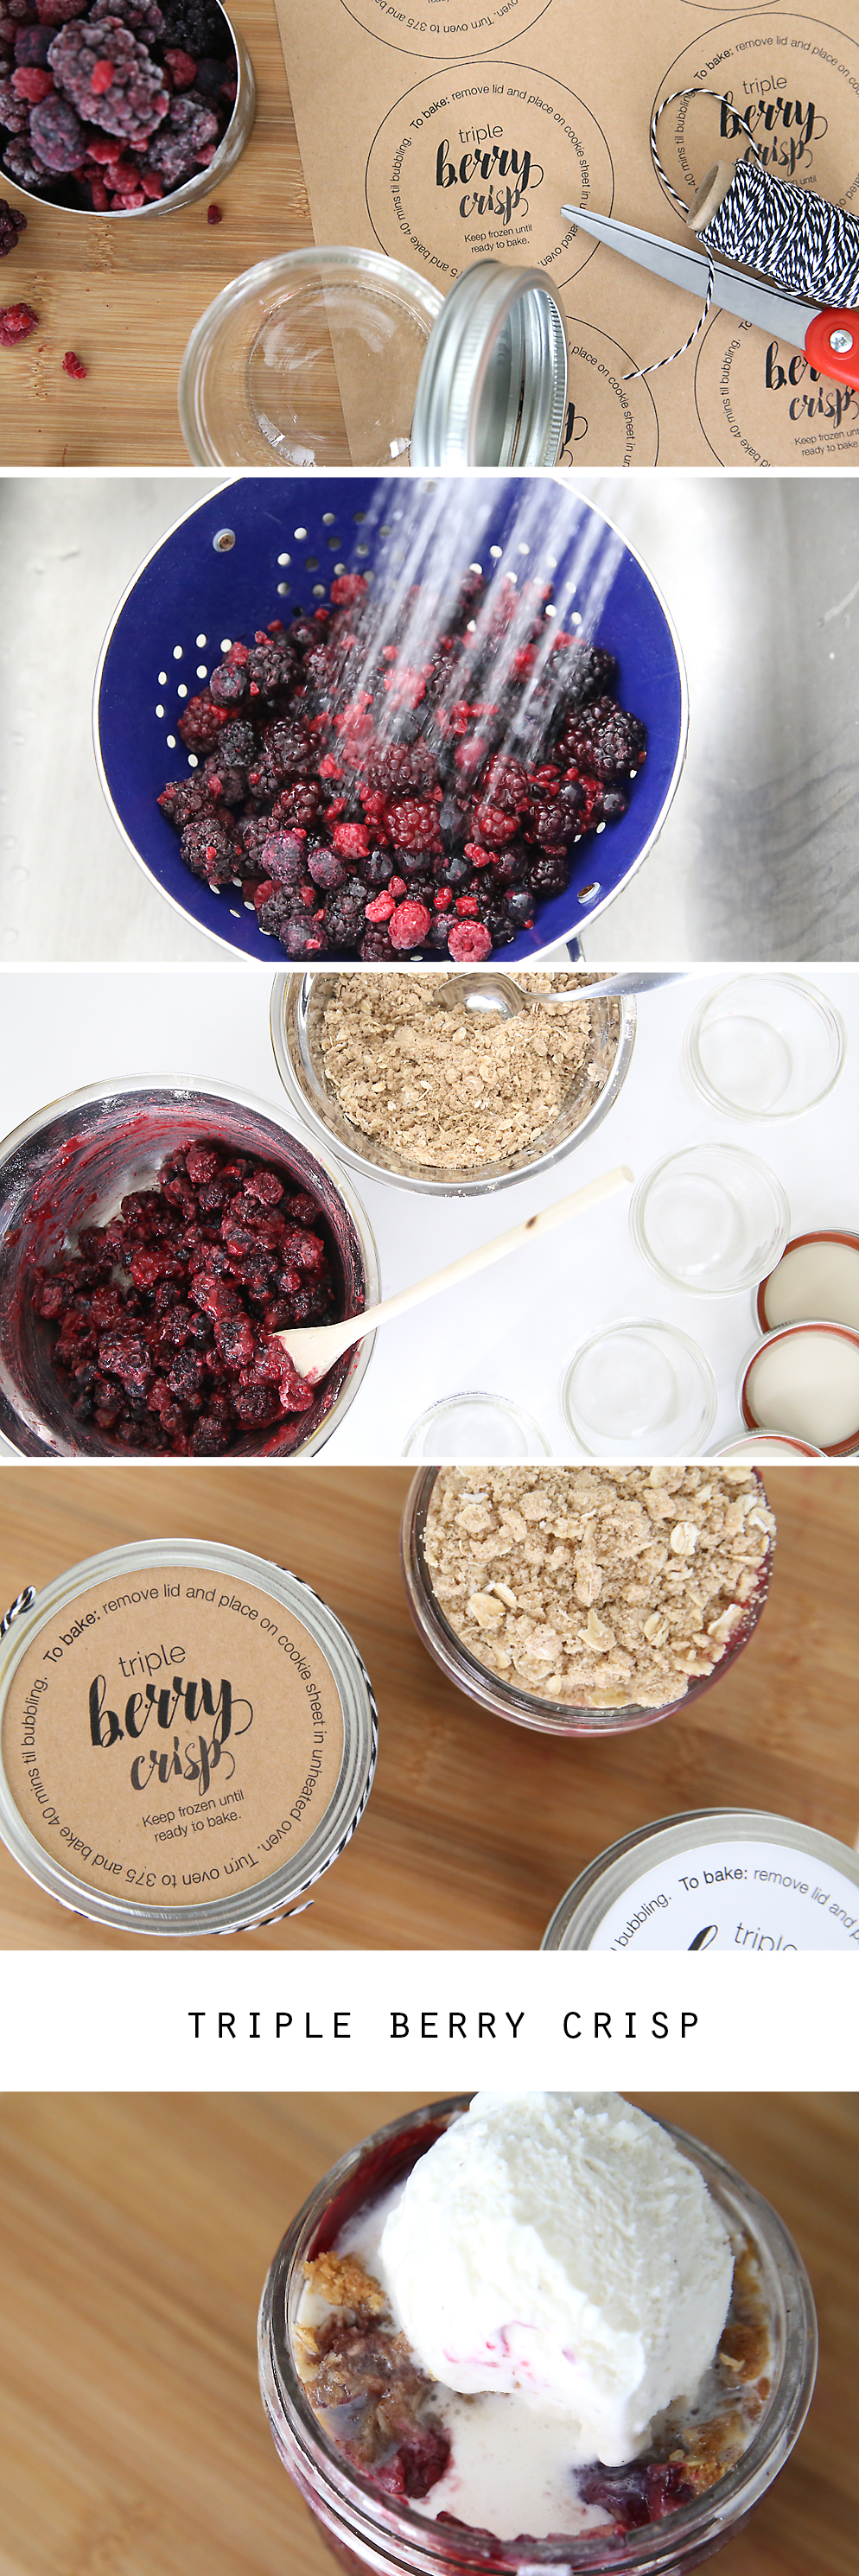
[{"left": 690, "top": 156, "right": 859, "bottom": 308}]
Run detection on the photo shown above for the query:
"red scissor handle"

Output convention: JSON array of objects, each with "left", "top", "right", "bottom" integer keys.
[{"left": 805, "top": 308, "right": 859, "bottom": 392}]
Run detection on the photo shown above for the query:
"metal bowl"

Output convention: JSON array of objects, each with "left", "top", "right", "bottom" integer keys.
[
  {"left": 270, "top": 972, "right": 636, "bottom": 1199},
  {"left": 1, "top": 2, "right": 254, "bottom": 222},
  {"left": 0, "top": 1078, "right": 379, "bottom": 1460}
]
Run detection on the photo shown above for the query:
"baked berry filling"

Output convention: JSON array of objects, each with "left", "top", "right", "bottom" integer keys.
[
  {"left": 31, "top": 1137, "right": 340, "bottom": 1454},
  {"left": 156, "top": 565, "right": 646, "bottom": 964}
]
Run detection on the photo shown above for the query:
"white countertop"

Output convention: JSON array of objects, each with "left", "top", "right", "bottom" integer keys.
[{"left": 1, "top": 964, "right": 856, "bottom": 1461}]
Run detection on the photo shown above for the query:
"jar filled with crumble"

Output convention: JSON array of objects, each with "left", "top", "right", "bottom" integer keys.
[
  {"left": 258, "top": 2097, "right": 818, "bottom": 2576},
  {"left": 400, "top": 1466, "right": 775, "bottom": 1738}
]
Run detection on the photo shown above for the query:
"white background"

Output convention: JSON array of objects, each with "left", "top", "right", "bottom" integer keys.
[
  {"left": 1, "top": 962, "right": 857, "bottom": 1460},
  {"left": 3, "top": 1950, "right": 855, "bottom": 2088}
]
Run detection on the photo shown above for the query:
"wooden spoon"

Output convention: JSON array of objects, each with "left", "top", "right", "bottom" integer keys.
[{"left": 277, "top": 1164, "right": 633, "bottom": 1381}]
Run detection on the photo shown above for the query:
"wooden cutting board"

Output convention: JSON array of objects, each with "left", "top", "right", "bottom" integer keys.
[
  {"left": 0, "top": 1461, "right": 856, "bottom": 1950},
  {"left": 0, "top": 0, "right": 308, "bottom": 467},
  {"left": 0, "top": 2091, "right": 854, "bottom": 2576}
]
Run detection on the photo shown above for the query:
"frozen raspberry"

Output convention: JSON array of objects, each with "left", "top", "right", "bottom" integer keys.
[
  {"left": 364, "top": 890, "right": 395, "bottom": 924},
  {"left": 0, "top": 296, "right": 37, "bottom": 340},
  {"left": 11, "top": 53, "right": 51, "bottom": 87},
  {"left": 0, "top": 194, "right": 25, "bottom": 248},
  {"left": 62, "top": 346, "right": 86, "bottom": 374},
  {"left": 35, "top": 0, "right": 88, "bottom": 21},
  {"left": 329, "top": 573, "right": 367, "bottom": 606},
  {"left": 331, "top": 821, "right": 369, "bottom": 860},
  {"left": 388, "top": 898, "right": 430, "bottom": 951},
  {"left": 447, "top": 919, "right": 493, "bottom": 962},
  {"left": 163, "top": 41, "right": 194, "bottom": 80},
  {"left": 205, "top": 193, "right": 220, "bottom": 218}
]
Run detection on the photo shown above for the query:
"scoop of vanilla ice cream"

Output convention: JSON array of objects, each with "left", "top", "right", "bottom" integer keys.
[{"left": 378, "top": 2092, "right": 734, "bottom": 2467}]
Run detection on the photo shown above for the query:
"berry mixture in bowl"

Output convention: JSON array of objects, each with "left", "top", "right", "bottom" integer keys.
[
  {"left": 156, "top": 563, "right": 646, "bottom": 964},
  {"left": 0, "top": 0, "right": 238, "bottom": 211},
  {"left": 31, "top": 1136, "right": 340, "bottom": 1453},
  {"left": 259, "top": 2095, "right": 817, "bottom": 2576},
  {"left": 0, "top": 1082, "right": 378, "bottom": 1460}
]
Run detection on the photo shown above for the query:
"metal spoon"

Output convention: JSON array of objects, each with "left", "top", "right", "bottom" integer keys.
[{"left": 436, "top": 970, "right": 687, "bottom": 1017}]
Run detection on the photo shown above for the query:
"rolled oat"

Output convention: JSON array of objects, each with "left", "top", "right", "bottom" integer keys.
[
  {"left": 318, "top": 971, "right": 620, "bottom": 1172},
  {"left": 423, "top": 1465, "right": 775, "bottom": 1708}
]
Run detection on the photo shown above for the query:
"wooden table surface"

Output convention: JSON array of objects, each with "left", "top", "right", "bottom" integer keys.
[
  {"left": 0, "top": 2091, "right": 854, "bottom": 2576},
  {"left": 0, "top": 0, "right": 308, "bottom": 467},
  {"left": 0, "top": 1461, "right": 856, "bottom": 1951}
]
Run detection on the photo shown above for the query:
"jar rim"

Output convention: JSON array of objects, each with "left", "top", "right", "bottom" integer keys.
[
  {"left": 0, "top": 1539, "right": 378, "bottom": 1936},
  {"left": 541, "top": 1805, "right": 859, "bottom": 1949},
  {"left": 258, "top": 2095, "right": 818, "bottom": 2574}
]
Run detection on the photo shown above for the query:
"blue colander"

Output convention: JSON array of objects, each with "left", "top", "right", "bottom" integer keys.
[{"left": 93, "top": 474, "right": 687, "bottom": 964}]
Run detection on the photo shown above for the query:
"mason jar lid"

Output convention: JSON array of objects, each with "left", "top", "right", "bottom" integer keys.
[
  {"left": 410, "top": 259, "right": 569, "bottom": 468},
  {"left": 0, "top": 1541, "right": 377, "bottom": 1937},
  {"left": 179, "top": 247, "right": 568, "bottom": 470},
  {"left": 542, "top": 1808, "right": 859, "bottom": 1952}
]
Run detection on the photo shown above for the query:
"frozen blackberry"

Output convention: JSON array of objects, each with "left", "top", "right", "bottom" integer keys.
[
  {"left": 28, "top": 84, "right": 87, "bottom": 161},
  {"left": 176, "top": 691, "right": 227, "bottom": 752},
  {"left": 143, "top": 85, "right": 215, "bottom": 175},
  {"left": 156, "top": 773, "right": 214, "bottom": 826},
  {"left": 0, "top": 72, "right": 29, "bottom": 123},
  {"left": 0, "top": 191, "right": 25, "bottom": 244},
  {"left": 217, "top": 716, "right": 256, "bottom": 766},
  {"left": 260, "top": 829, "right": 307, "bottom": 887},
  {"left": 158, "top": 0, "right": 230, "bottom": 56},
  {"left": 14, "top": 23, "right": 51, "bottom": 57},
  {"left": 90, "top": 0, "right": 165, "bottom": 27},
  {"left": 549, "top": 639, "right": 617, "bottom": 711},
  {"left": 48, "top": 18, "right": 169, "bottom": 140},
  {"left": 34, "top": 0, "right": 90, "bottom": 21},
  {"left": 558, "top": 697, "right": 647, "bottom": 780},
  {"left": 323, "top": 878, "right": 367, "bottom": 951},
  {"left": 180, "top": 816, "right": 239, "bottom": 884}
]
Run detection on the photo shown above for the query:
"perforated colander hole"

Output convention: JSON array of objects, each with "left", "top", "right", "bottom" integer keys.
[
  {"left": 469, "top": 562, "right": 482, "bottom": 573},
  {"left": 277, "top": 553, "right": 290, "bottom": 567},
  {"left": 213, "top": 529, "right": 235, "bottom": 552},
  {"left": 578, "top": 882, "right": 600, "bottom": 902},
  {"left": 294, "top": 525, "right": 308, "bottom": 539},
  {"left": 334, "top": 563, "right": 346, "bottom": 576},
  {"left": 158, "top": 670, "right": 168, "bottom": 685},
  {"left": 195, "top": 633, "right": 207, "bottom": 647},
  {"left": 595, "top": 822, "right": 606, "bottom": 835},
  {"left": 489, "top": 546, "right": 502, "bottom": 558},
  {"left": 196, "top": 664, "right": 207, "bottom": 678},
  {"left": 166, "top": 735, "right": 176, "bottom": 748},
  {"left": 177, "top": 684, "right": 188, "bottom": 698},
  {"left": 353, "top": 512, "right": 366, "bottom": 523},
  {"left": 277, "top": 583, "right": 290, "bottom": 597},
  {"left": 156, "top": 703, "right": 165, "bottom": 718},
  {"left": 321, "top": 513, "right": 335, "bottom": 526},
  {"left": 517, "top": 544, "right": 530, "bottom": 557},
  {"left": 328, "top": 537, "right": 341, "bottom": 550},
  {"left": 570, "top": 612, "right": 582, "bottom": 627},
  {"left": 312, "top": 586, "right": 326, "bottom": 599},
  {"left": 355, "top": 543, "right": 369, "bottom": 557},
  {"left": 220, "top": 637, "right": 232, "bottom": 652},
  {"left": 173, "top": 645, "right": 182, "bottom": 660},
  {"left": 187, "top": 754, "right": 198, "bottom": 769},
  {"left": 546, "top": 556, "right": 557, "bottom": 569},
  {"left": 544, "top": 606, "right": 557, "bottom": 618}
]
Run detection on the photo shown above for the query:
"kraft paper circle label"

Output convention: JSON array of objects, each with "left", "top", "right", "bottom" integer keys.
[
  {"left": 366, "top": 62, "right": 614, "bottom": 286},
  {"left": 651, "top": 16, "right": 859, "bottom": 214},
  {"left": 694, "top": 308, "right": 859, "bottom": 461},
  {"left": 584, "top": 1838, "right": 859, "bottom": 1950},
  {"left": 341, "top": 0, "right": 551, "bottom": 58},
  {"left": 557, "top": 318, "right": 659, "bottom": 467},
  {"left": 2, "top": 1567, "right": 345, "bottom": 1909}
]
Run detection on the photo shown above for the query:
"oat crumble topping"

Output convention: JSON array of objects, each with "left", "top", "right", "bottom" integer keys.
[
  {"left": 318, "top": 971, "right": 620, "bottom": 1172},
  {"left": 423, "top": 1465, "right": 775, "bottom": 1708}
]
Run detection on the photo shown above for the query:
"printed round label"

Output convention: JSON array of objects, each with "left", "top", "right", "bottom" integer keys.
[
  {"left": 341, "top": 0, "right": 551, "bottom": 58},
  {"left": 366, "top": 62, "right": 613, "bottom": 287},
  {"left": 651, "top": 16, "right": 859, "bottom": 215},
  {"left": 1, "top": 1566, "right": 345, "bottom": 1908},
  {"left": 557, "top": 318, "right": 659, "bottom": 466},
  {"left": 587, "top": 1838, "right": 859, "bottom": 1951},
  {"left": 694, "top": 310, "right": 859, "bottom": 464}
]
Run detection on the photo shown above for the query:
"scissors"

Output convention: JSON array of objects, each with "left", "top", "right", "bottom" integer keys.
[{"left": 561, "top": 203, "right": 859, "bottom": 392}]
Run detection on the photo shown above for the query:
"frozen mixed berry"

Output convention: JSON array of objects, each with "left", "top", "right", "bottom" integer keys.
[
  {"left": 48, "top": 16, "right": 168, "bottom": 137},
  {"left": 2, "top": 0, "right": 233, "bottom": 204},
  {"left": 143, "top": 85, "right": 215, "bottom": 178},
  {"left": 33, "top": 1138, "right": 344, "bottom": 1454},
  {"left": 0, "top": 294, "right": 37, "bottom": 338},
  {"left": 0, "top": 188, "right": 25, "bottom": 243},
  {"left": 62, "top": 346, "right": 86, "bottom": 372},
  {"left": 0, "top": 70, "right": 29, "bottom": 122},
  {"left": 156, "top": 567, "right": 646, "bottom": 962},
  {"left": 14, "top": 23, "right": 52, "bottom": 58},
  {"left": 28, "top": 85, "right": 86, "bottom": 159}
]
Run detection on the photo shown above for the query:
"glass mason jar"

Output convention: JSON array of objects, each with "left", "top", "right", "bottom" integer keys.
[
  {"left": 0, "top": 1077, "right": 379, "bottom": 1460},
  {"left": 270, "top": 972, "right": 636, "bottom": 1201},
  {"left": 258, "top": 2096, "right": 818, "bottom": 2576},
  {"left": 399, "top": 1471, "right": 774, "bottom": 1739}
]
